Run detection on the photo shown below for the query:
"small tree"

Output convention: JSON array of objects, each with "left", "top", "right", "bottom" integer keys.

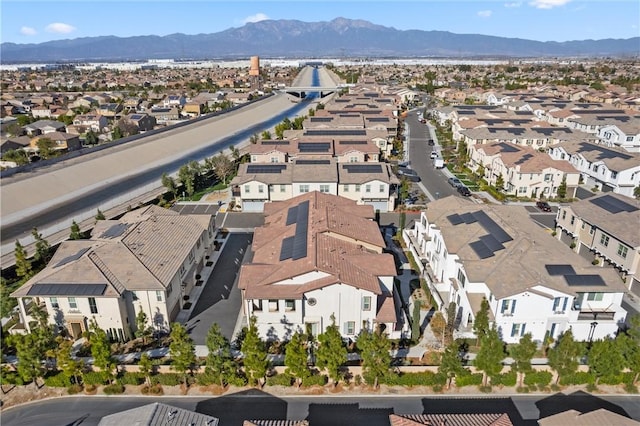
[
  {"left": 429, "top": 311, "right": 447, "bottom": 347},
  {"left": 9, "top": 333, "right": 45, "bottom": 388},
  {"left": 241, "top": 316, "right": 269, "bottom": 386},
  {"left": 55, "top": 336, "right": 82, "bottom": 385},
  {"left": 547, "top": 328, "right": 581, "bottom": 384},
  {"left": 261, "top": 130, "right": 272, "bottom": 140},
  {"left": 445, "top": 302, "right": 457, "bottom": 344},
  {"left": 316, "top": 314, "right": 347, "bottom": 386},
  {"left": 249, "top": 133, "right": 259, "bottom": 144},
  {"left": 356, "top": 327, "right": 391, "bottom": 388},
  {"left": 178, "top": 164, "right": 195, "bottom": 198},
  {"left": 89, "top": 320, "right": 115, "bottom": 385},
  {"left": 285, "top": 331, "right": 311, "bottom": 387},
  {"left": 438, "top": 342, "right": 465, "bottom": 389},
  {"left": 509, "top": 333, "right": 537, "bottom": 387},
  {"left": 36, "top": 137, "right": 55, "bottom": 159},
  {"left": 618, "top": 332, "right": 640, "bottom": 385},
  {"left": 210, "top": 154, "right": 234, "bottom": 185},
  {"left": 139, "top": 353, "right": 153, "bottom": 386},
  {"left": 557, "top": 175, "right": 567, "bottom": 199},
  {"left": 473, "top": 297, "right": 490, "bottom": 346},
  {"left": 134, "top": 310, "right": 152, "bottom": 346},
  {"left": 84, "top": 130, "right": 99, "bottom": 145},
  {"left": 411, "top": 300, "right": 422, "bottom": 342},
  {"left": 161, "top": 173, "right": 177, "bottom": 200},
  {"left": 473, "top": 326, "right": 505, "bottom": 387},
  {"left": 31, "top": 227, "right": 51, "bottom": 265},
  {"left": 95, "top": 209, "right": 106, "bottom": 221},
  {"left": 495, "top": 174, "right": 505, "bottom": 190},
  {"left": 69, "top": 220, "right": 83, "bottom": 240},
  {"left": 169, "top": 322, "right": 196, "bottom": 387},
  {"left": 205, "top": 323, "right": 236, "bottom": 387},
  {"left": 14, "top": 240, "right": 33, "bottom": 280},
  {"left": 588, "top": 338, "right": 625, "bottom": 386}
]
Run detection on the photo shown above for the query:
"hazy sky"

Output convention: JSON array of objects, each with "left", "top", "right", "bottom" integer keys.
[{"left": 2, "top": 0, "right": 639, "bottom": 44}]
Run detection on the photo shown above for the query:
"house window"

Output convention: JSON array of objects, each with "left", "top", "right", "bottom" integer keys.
[
  {"left": 50, "top": 297, "right": 59, "bottom": 309},
  {"left": 600, "top": 235, "right": 610, "bottom": 247},
  {"left": 552, "top": 297, "right": 568, "bottom": 313},
  {"left": 344, "top": 321, "right": 356, "bottom": 335},
  {"left": 88, "top": 297, "right": 98, "bottom": 314},
  {"left": 285, "top": 300, "right": 295, "bottom": 312},
  {"left": 544, "top": 174, "right": 552, "bottom": 182},
  {"left": 320, "top": 184, "right": 330, "bottom": 193},
  {"left": 518, "top": 187, "right": 527, "bottom": 194},
  {"left": 258, "top": 185, "right": 264, "bottom": 193},
  {"left": 299, "top": 184, "right": 309, "bottom": 193},
  {"left": 349, "top": 156, "right": 358, "bottom": 162},
  {"left": 280, "top": 184, "right": 286, "bottom": 193},
  {"left": 611, "top": 171, "right": 617, "bottom": 179},
  {"left": 270, "top": 157, "right": 279, "bottom": 163},
  {"left": 511, "top": 323, "right": 526, "bottom": 337},
  {"left": 343, "top": 184, "right": 349, "bottom": 192},
  {"left": 570, "top": 215, "right": 575, "bottom": 225},
  {"left": 365, "top": 184, "right": 371, "bottom": 193},
  {"left": 132, "top": 291, "right": 139, "bottom": 301},
  {"left": 268, "top": 299, "right": 279, "bottom": 312},
  {"left": 617, "top": 244, "right": 628, "bottom": 258},
  {"left": 457, "top": 269, "right": 466, "bottom": 288},
  {"left": 379, "top": 184, "right": 384, "bottom": 193},
  {"left": 501, "top": 299, "right": 516, "bottom": 315},
  {"left": 355, "top": 184, "right": 361, "bottom": 192},
  {"left": 587, "top": 292, "right": 604, "bottom": 302},
  {"left": 244, "top": 185, "right": 250, "bottom": 194},
  {"left": 589, "top": 225, "right": 595, "bottom": 235},
  {"left": 68, "top": 297, "right": 77, "bottom": 310},
  {"left": 362, "top": 296, "right": 372, "bottom": 311},
  {"left": 252, "top": 300, "right": 263, "bottom": 311},
  {"left": 156, "top": 291, "right": 163, "bottom": 302}
]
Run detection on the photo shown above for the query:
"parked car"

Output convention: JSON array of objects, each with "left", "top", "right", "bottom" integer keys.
[
  {"left": 428, "top": 139, "right": 435, "bottom": 146},
  {"left": 536, "top": 201, "right": 552, "bottom": 212},
  {"left": 448, "top": 177, "right": 462, "bottom": 188},
  {"left": 430, "top": 150, "right": 438, "bottom": 159},
  {"left": 457, "top": 185, "right": 472, "bottom": 196},
  {"left": 398, "top": 167, "right": 421, "bottom": 182},
  {"left": 433, "top": 157, "right": 444, "bottom": 169}
]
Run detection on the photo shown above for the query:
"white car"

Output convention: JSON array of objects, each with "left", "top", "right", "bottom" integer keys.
[{"left": 430, "top": 150, "right": 438, "bottom": 159}]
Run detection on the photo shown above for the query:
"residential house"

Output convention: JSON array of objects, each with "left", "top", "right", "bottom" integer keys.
[
  {"left": 11, "top": 205, "right": 215, "bottom": 340},
  {"left": 598, "top": 117, "right": 640, "bottom": 152},
  {"left": 149, "top": 107, "right": 181, "bottom": 124},
  {"left": 125, "top": 113, "right": 157, "bottom": 132},
  {"left": 28, "top": 132, "right": 81, "bottom": 155},
  {"left": 99, "top": 403, "right": 219, "bottom": 426},
  {"left": 0, "top": 135, "right": 31, "bottom": 154},
  {"left": 469, "top": 141, "right": 580, "bottom": 199},
  {"left": 72, "top": 114, "right": 109, "bottom": 133},
  {"left": 547, "top": 141, "right": 640, "bottom": 198},
  {"left": 183, "top": 101, "right": 204, "bottom": 117},
  {"left": 238, "top": 191, "right": 405, "bottom": 341},
  {"left": 23, "top": 119, "right": 66, "bottom": 136},
  {"left": 162, "top": 94, "right": 187, "bottom": 108},
  {"left": 555, "top": 192, "right": 640, "bottom": 296},
  {"left": 336, "top": 162, "right": 399, "bottom": 212},
  {"left": 97, "top": 103, "right": 123, "bottom": 119},
  {"left": 403, "top": 197, "right": 627, "bottom": 344}
]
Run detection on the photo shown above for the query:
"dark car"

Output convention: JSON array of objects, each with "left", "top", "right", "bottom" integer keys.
[
  {"left": 428, "top": 139, "right": 435, "bottom": 146},
  {"left": 457, "top": 185, "right": 472, "bottom": 196},
  {"left": 536, "top": 201, "right": 552, "bottom": 212},
  {"left": 398, "top": 167, "right": 421, "bottom": 182}
]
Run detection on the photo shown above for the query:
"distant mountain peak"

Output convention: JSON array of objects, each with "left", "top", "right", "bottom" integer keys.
[{"left": 1, "top": 17, "right": 637, "bottom": 62}]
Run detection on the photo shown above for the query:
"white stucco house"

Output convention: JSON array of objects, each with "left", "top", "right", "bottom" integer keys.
[
  {"left": 403, "top": 197, "right": 627, "bottom": 344},
  {"left": 238, "top": 191, "right": 407, "bottom": 341},
  {"left": 11, "top": 205, "right": 215, "bottom": 340}
]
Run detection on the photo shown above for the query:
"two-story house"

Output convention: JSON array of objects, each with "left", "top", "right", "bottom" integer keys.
[
  {"left": 555, "top": 192, "right": 640, "bottom": 296},
  {"left": 403, "top": 197, "right": 627, "bottom": 344},
  {"left": 238, "top": 191, "right": 406, "bottom": 341},
  {"left": 11, "top": 205, "right": 215, "bottom": 340}
]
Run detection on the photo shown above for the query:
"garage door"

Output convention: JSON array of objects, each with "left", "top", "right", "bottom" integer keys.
[
  {"left": 241, "top": 200, "right": 265, "bottom": 212},
  {"left": 368, "top": 200, "right": 390, "bottom": 213}
]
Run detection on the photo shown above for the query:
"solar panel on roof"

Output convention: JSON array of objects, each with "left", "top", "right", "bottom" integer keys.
[
  {"left": 298, "top": 142, "right": 331, "bottom": 152},
  {"left": 577, "top": 142, "right": 632, "bottom": 160},
  {"left": 339, "top": 140, "right": 368, "bottom": 145},
  {"left": 286, "top": 206, "right": 298, "bottom": 225},
  {"left": 589, "top": 195, "right": 639, "bottom": 214},
  {"left": 296, "top": 159, "right": 331, "bottom": 165},
  {"left": 246, "top": 164, "right": 287, "bottom": 174},
  {"left": 130, "top": 114, "right": 143, "bottom": 120},
  {"left": 545, "top": 264, "right": 576, "bottom": 276},
  {"left": 514, "top": 154, "right": 534, "bottom": 165},
  {"left": 470, "top": 240, "right": 495, "bottom": 259},
  {"left": 479, "top": 234, "right": 505, "bottom": 252},
  {"left": 101, "top": 223, "right": 129, "bottom": 239},
  {"left": 292, "top": 200, "right": 309, "bottom": 260},
  {"left": 310, "top": 117, "right": 332, "bottom": 122},
  {"left": 564, "top": 274, "right": 606, "bottom": 286},
  {"left": 54, "top": 247, "right": 90, "bottom": 268},
  {"left": 447, "top": 214, "right": 464, "bottom": 226},
  {"left": 497, "top": 142, "right": 519, "bottom": 153},
  {"left": 472, "top": 211, "right": 513, "bottom": 243},
  {"left": 460, "top": 212, "right": 478, "bottom": 224},
  {"left": 262, "top": 140, "right": 290, "bottom": 145},
  {"left": 342, "top": 164, "right": 382, "bottom": 174},
  {"left": 306, "top": 129, "right": 366, "bottom": 136},
  {"left": 367, "top": 117, "right": 389, "bottom": 122},
  {"left": 27, "top": 283, "right": 107, "bottom": 296},
  {"left": 279, "top": 236, "right": 295, "bottom": 261}
]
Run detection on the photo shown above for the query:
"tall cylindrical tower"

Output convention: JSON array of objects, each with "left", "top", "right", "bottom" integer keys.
[{"left": 249, "top": 56, "right": 260, "bottom": 77}]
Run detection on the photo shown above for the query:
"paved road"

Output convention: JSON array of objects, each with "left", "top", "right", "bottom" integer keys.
[
  {"left": 187, "top": 233, "right": 253, "bottom": 344},
  {"left": 404, "top": 113, "right": 458, "bottom": 202},
  {"left": 3, "top": 392, "right": 639, "bottom": 426}
]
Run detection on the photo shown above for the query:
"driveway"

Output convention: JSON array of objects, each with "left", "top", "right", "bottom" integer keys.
[{"left": 186, "top": 233, "right": 253, "bottom": 344}]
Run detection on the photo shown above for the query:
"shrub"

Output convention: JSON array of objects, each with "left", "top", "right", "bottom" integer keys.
[
  {"left": 354, "top": 375, "right": 362, "bottom": 386},
  {"left": 84, "top": 384, "right": 97, "bottom": 395},
  {"left": 386, "top": 371, "right": 443, "bottom": 387},
  {"left": 599, "top": 374, "right": 624, "bottom": 385},
  {"left": 301, "top": 374, "right": 327, "bottom": 387},
  {"left": 103, "top": 383, "right": 125, "bottom": 394},
  {"left": 432, "top": 384, "right": 444, "bottom": 393},
  {"left": 559, "top": 371, "right": 594, "bottom": 386},
  {"left": 455, "top": 373, "right": 483, "bottom": 387},
  {"left": 479, "top": 385, "right": 492, "bottom": 393},
  {"left": 0, "top": 369, "right": 23, "bottom": 386},
  {"left": 44, "top": 371, "right": 71, "bottom": 387},
  {"left": 141, "top": 384, "right": 164, "bottom": 395},
  {"left": 516, "top": 386, "right": 530, "bottom": 393},
  {"left": 67, "top": 384, "right": 83, "bottom": 394},
  {"left": 152, "top": 373, "right": 182, "bottom": 386},
  {"left": 266, "top": 373, "right": 294, "bottom": 387},
  {"left": 586, "top": 383, "right": 598, "bottom": 392},
  {"left": 83, "top": 371, "right": 108, "bottom": 386},
  {"left": 624, "top": 383, "right": 638, "bottom": 394},
  {"left": 117, "top": 372, "right": 144, "bottom": 386},
  {"left": 492, "top": 371, "right": 517, "bottom": 387},
  {"left": 524, "top": 371, "right": 553, "bottom": 387},
  {"left": 227, "top": 374, "right": 247, "bottom": 387}
]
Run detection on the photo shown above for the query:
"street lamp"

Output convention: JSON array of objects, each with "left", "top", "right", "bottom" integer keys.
[{"left": 588, "top": 321, "right": 598, "bottom": 347}]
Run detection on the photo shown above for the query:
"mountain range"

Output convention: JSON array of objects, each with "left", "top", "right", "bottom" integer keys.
[{"left": 2, "top": 17, "right": 638, "bottom": 62}]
